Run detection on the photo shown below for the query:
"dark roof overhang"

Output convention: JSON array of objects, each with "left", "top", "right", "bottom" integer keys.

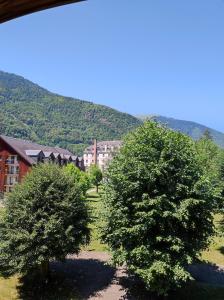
[
  {"left": 0, "top": 135, "right": 34, "bottom": 165},
  {"left": 0, "top": 0, "right": 85, "bottom": 24}
]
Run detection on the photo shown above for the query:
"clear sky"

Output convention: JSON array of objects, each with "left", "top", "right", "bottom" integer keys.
[{"left": 0, "top": 0, "right": 224, "bottom": 131}]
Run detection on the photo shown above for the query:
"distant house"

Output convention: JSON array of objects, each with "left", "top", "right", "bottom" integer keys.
[
  {"left": 83, "top": 140, "right": 122, "bottom": 172},
  {"left": 0, "top": 135, "right": 82, "bottom": 194}
]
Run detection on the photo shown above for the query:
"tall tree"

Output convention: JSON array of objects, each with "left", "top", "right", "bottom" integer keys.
[
  {"left": 89, "top": 165, "right": 103, "bottom": 193},
  {"left": 101, "top": 122, "right": 215, "bottom": 296},
  {"left": 203, "top": 129, "right": 213, "bottom": 141},
  {"left": 64, "top": 163, "right": 90, "bottom": 196},
  {"left": 0, "top": 163, "right": 89, "bottom": 279}
]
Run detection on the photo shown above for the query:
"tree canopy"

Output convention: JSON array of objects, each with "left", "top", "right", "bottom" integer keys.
[
  {"left": 0, "top": 163, "right": 89, "bottom": 277},
  {"left": 64, "top": 163, "right": 90, "bottom": 195},
  {"left": 101, "top": 121, "right": 215, "bottom": 296},
  {"left": 89, "top": 165, "right": 103, "bottom": 193}
]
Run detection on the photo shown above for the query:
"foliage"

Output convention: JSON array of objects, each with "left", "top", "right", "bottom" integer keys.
[
  {"left": 0, "top": 163, "right": 89, "bottom": 277},
  {"left": 101, "top": 121, "right": 215, "bottom": 296},
  {"left": 196, "top": 134, "right": 224, "bottom": 209},
  {"left": 89, "top": 165, "right": 103, "bottom": 192},
  {"left": 0, "top": 71, "right": 141, "bottom": 155},
  {"left": 64, "top": 164, "right": 90, "bottom": 196},
  {"left": 137, "top": 115, "right": 224, "bottom": 148}
]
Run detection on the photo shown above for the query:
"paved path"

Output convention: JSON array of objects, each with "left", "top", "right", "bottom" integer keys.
[
  {"left": 52, "top": 251, "right": 224, "bottom": 300},
  {"left": 72, "top": 252, "right": 128, "bottom": 300},
  {"left": 53, "top": 251, "right": 129, "bottom": 300}
]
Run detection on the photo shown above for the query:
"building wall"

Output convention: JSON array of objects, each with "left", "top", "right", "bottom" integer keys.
[
  {"left": 0, "top": 140, "right": 31, "bottom": 193},
  {"left": 84, "top": 142, "right": 121, "bottom": 172}
]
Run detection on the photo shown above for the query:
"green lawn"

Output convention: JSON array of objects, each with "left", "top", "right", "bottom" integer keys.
[
  {"left": 84, "top": 189, "right": 108, "bottom": 252},
  {"left": 0, "top": 276, "right": 18, "bottom": 300},
  {"left": 201, "top": 214, "right": 224, "bottom": 266}
]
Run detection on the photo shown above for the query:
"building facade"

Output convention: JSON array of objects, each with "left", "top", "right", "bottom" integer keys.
[
  {"left": 83, "top": 140, "right": 122, "bottom": 172},
  {"left": 0, "top": 135, "right": 83, "bottom": 195}
]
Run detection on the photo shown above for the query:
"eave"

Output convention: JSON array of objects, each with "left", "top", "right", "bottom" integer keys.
[{"left": 0, "top": 0, "right": 85, "bottom": 24}]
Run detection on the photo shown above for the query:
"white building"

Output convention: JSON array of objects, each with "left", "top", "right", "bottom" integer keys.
[{"left": 83, "top": 140, "right": 122, "bottom": 172}]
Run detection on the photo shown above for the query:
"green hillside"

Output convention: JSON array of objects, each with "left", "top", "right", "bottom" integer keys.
[
  {"left": 137, "top": 115, "right": 224, "bottom": 148},
  {"left": 0, "top": 71, "right": 142, "bottom": 155}
]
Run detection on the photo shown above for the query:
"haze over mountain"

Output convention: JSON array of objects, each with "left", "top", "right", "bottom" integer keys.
[
  {"left": 137, "top": 115, "right": 224, "bottom": 148},
  {"left": 0, "top": 71, "right": 141, "bottom": 155}
]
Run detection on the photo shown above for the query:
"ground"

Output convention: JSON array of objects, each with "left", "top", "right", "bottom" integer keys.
[{"left": 1, "top": 191, "right": 224, "bottom": 299}]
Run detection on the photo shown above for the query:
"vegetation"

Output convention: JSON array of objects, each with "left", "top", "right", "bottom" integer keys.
[
  {"left": 88, "top": 165, "right": 103, "bottom": 193},
  {"left": 0, "top": 71, "right": 141, "bottom": 155},
  {"left": 137, "top": 115, "right": 224, "bottom": 148},
  {"left": 85, "top": 189, "right": 108, "bottom": 252},
  {"left": 194, "top": 132, "right": 224, "bottom": 210},
  {"left": 0, "top": 163, "right": 89, "bottom": 278},
  {"left": 101, "top": 121, "right": 215, "bottom": 296},
  {"left": 201, "top": 214, "right": 224, "bottom": 265},
  {"left": 1, "top": 203, "right": 224, "bottom": 299},
  {"left": 64, "top": 163, "right": 91, "bottom": 196}
]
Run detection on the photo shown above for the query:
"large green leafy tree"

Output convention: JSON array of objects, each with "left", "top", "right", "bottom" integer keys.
[
  {"left": 64, "top": 163, "right": 91, "bottom": 196},
  {"left": 101, "top": 122, "right": 215, "bottom": 296},
  {"left": 0, "top": 163, "right": 89, "bottom": 278}
]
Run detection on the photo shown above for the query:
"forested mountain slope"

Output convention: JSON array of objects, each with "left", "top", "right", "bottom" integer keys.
[
  {"left": 0, "top": 71, "right": 141, "bottom": 154},
  {"left": 137, "top": 115, "right": 224, "bottom": 148}
]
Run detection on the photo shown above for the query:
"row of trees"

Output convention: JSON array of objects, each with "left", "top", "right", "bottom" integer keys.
[
  {"left": 0, "top": 163, "right": 102, "bottom": 279},
  {"left": 0, "top": 121, "right": 223, "bottom": 297}
]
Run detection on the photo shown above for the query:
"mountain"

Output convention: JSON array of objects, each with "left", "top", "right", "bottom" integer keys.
[
  {"left": 0, "top": 71, "right": 142, "bottom": 155},
  {"left": 137, "top": 115, "right": 224, "bottom": 148}
]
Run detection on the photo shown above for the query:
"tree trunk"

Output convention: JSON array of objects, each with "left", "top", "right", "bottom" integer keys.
[
  {"left": 96, "top": 185, "right": 98, "bottom": 193},
  {"left": 40, "top": 260, "right": 50, "bottom": 282}
]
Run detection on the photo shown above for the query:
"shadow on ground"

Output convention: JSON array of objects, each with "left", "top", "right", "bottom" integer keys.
[
  {"left": 16, "top": 258, "right": 224, "bottom": 300},
  {"left": 17, "top": 258, "right": 116, "bottom": 300},
  {"left": 188, "top": 263, "right": 224, "bottom": 285}
]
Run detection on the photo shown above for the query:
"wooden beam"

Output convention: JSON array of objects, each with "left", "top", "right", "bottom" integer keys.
[{"left": 0, "top": 0, "right": 85, "bottom": 24}]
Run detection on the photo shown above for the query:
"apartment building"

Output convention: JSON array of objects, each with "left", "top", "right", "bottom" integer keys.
[
  {"left": 83, "top": 140, "right": 122, "bottom": 172},
  {"left": 0, "top": 135, "right": 83, "bottom": 194}
]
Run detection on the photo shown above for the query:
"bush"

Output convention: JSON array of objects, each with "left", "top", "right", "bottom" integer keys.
[
  {"left": 0, "top": 163, "right": 89, "bottom": 278},
  {"left": 101, "top": 122, "right": 215, "bottom": 296}
]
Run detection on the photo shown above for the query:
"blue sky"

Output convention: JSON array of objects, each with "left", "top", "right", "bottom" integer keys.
[{"left": 0, "top": 0, "right": 224, "bottom": 131}]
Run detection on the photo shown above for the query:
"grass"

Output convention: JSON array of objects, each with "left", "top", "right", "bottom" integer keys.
[
  {"left": 84, "top": 188, "right": 108, "bottom": 252},
  {"left": 0, "top": 276, "right": 19, "bottom": 300},
  {"left": 201, "top": 213, "right": 224, "bottom": 265}
]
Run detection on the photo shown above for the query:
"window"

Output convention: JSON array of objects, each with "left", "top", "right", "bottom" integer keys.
[
  {"left": 6, "top": 155, "right": 18, "bottom": 164},
  {"left": 8, "top": 166, "right": 19, "bottom": 174},
  {"left": 6, "top": 175, "right": 18, "bottom": 186}
]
